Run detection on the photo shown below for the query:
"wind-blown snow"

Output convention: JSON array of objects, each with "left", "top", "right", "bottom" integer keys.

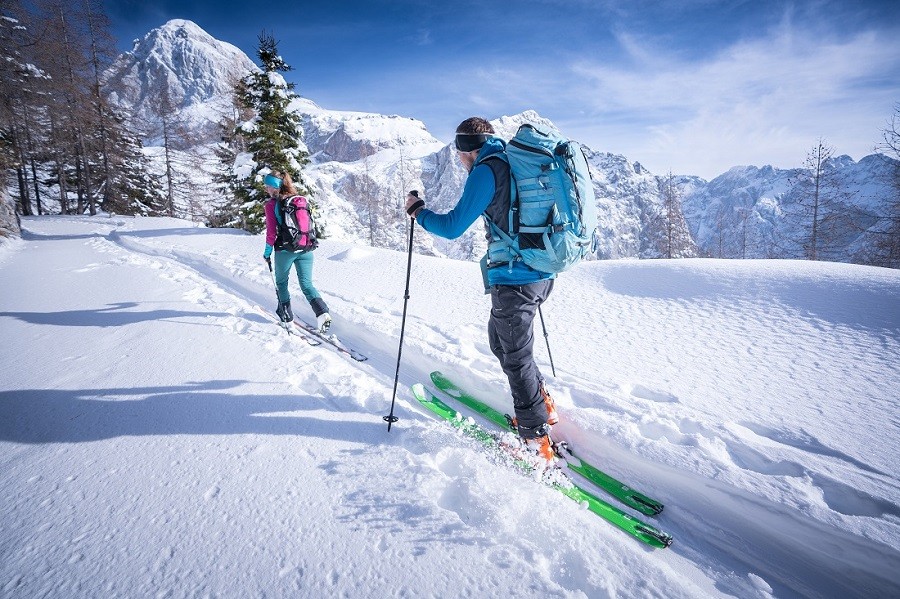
[{"left": 1, "top": 216, "right": 899, "bottom": 598}]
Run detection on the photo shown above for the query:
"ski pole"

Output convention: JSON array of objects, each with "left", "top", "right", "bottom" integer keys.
[
  {"left": 384, "top": 212, "right": 416, "bottom": 431},
  {"left": 266, "top": 255, "right": 278, "bottom": 299},
  {"left": 537, "top": 305, "right": 556, "bottom": 378}
]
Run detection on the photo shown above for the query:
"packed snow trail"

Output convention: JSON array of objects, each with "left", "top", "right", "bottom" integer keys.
[{"left": 2, "top": 215, "right": 899, "bottom": 598}]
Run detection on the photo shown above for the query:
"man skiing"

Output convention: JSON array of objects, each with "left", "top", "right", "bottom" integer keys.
[{"left": 404, "top": 117, "right": 558, "bottom": 462}]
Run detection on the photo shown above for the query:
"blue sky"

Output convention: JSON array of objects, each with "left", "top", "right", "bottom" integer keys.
[{"left": 104, "top": 0, "right": 900, "bottom": 179}]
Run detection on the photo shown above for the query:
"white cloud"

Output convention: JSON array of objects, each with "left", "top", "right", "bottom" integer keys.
[
  {"left": 303, "top": 4, "right": 900, "bottom": 179},
  {"left": 422, "top": 11, "right": 900, "bottom": 178},
  {"left": 565, "top": 21, "right": 900, "bottom": 177}
]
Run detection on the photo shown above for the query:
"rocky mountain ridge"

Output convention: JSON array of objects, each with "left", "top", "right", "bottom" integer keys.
[
  {"left": 113, "top": 19, "right": 898, "bottom": 265},
  {"left": 105, "top": 19, "right": 256, "bottom": 146}
]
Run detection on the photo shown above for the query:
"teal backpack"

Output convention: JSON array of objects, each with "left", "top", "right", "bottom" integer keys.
[{"left": 481, "top": 124, "right": 597, "bottom": 274}]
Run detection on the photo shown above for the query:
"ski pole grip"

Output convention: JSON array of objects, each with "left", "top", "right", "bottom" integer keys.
[
  {"left": 406, "top": 199, "right": 424, "bottom": 217},
  {"left": 406, "top": 190, "right": 424, "bottom": 217}
]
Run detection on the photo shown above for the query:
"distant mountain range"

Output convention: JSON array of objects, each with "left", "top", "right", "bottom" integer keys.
[{"left": 106, "top": 19, "right": 899, "bottom": 265}]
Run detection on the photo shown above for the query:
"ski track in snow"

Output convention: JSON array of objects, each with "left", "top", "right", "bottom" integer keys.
[{"left": 1, "top": 215, "right": 899, "bottom": 598}]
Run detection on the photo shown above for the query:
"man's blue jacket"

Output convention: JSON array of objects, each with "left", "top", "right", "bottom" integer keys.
[{"left": 416, "top": 138, "right": 556, "bottom": 288}]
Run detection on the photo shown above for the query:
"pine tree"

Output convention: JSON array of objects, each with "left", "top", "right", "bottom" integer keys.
[
  {"left": 870, "top": 104, "right": 900, "bottom": 268},
  {"left": 786, "top": 138, "right": 856, "bottom": 262},
  {"left": 646, "top": 171, "right": 696, "bottom": 258},
  {"left": 1, "top": 3, "right": 48, "bottom": 217},
  {"left": 209, "top": 72, "right": 252, "bottom": 228},
  {"left": 209, "top": 137, "right": 243, "bottom": 227},
  {"left": 101, "top": 110, "right": 166, "bottom": 215},
  {"left": 228, "top": 31, "right": 315, "bottom": 234},
  {"left": 0, "top": 4, "right": 26, "bottom": 234},
  {"left": 141, "top": 78, "right": 191, "bottom": 218},
  {"left": 4, "top": 0, "right": 162, "bottom": 218},
  {"left": 796, "top": 139, "right": 832, "bottom": 261}
]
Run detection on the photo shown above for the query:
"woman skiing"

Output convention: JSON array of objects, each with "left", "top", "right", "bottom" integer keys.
[{"left": 262, "top": 171, "right": 332, "bottom": 333}]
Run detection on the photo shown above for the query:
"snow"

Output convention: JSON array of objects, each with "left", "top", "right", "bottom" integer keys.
[{"left": 2, "top": 215, "right": 899, "bottom": 598}]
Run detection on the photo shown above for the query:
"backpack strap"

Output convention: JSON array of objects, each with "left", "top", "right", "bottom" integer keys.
[
  {"left": 276, "top": 195, "right": 299, "bottom": 225},
  {"left": 477, "top": 152, "right": 522, "bottom": 270},
  {"left": 272, "top": 197, "right": 282, "bottom": 225},
  {"left": 477, "top": 153, "right": 518, "bottom": 232}
]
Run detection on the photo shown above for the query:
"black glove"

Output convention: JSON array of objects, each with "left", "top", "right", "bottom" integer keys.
[{"left": 406, "top": 190, "right": 424, "bottom": 217}]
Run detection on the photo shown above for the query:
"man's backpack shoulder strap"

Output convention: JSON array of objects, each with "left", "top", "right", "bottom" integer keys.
[{"left": 476, "top": 152, "right": 517, "bottom": 239}]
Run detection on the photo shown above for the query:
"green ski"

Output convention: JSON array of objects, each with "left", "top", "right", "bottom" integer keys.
[
  {"left": 430, "top": 371, "right": 665, "bottom": 517},
  {"left": 411, "top": 384, "right": 673, "bottom": 548}
]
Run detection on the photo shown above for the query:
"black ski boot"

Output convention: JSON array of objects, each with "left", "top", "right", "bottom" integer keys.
[{"left": 276, "top": 300, "right": 293, "bottom": 323}]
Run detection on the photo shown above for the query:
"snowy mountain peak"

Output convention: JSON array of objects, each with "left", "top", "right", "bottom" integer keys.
[
  {"left": 138, "top": 19, "right": 210, "bottom": 47},
  {"left": 105, "top": 19, "right": 256, "bottom": 144},
  {"left": 109, "top": 19, "right": 253, "bottom": 108},
  {"left": 490, "top": 110, "right": 559, "bottom": 139},
  {"left": 292, "top": 98, "right": 443, "bottom": 163}
]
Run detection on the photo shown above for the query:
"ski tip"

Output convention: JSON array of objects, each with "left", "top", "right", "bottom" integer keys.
[{"left": 430, "top": 370, "right": 447, "bottom": 382}]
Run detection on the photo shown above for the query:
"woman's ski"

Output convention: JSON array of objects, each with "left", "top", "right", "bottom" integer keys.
[
  {"left": 251, "top": 305, "right": 366, "bottom": 361},
  {"left": 252, "top": 305, "right": 321, "bottom": 345},
  {"left": 291, "top": 318, "right": 367, "bottom": 362}
]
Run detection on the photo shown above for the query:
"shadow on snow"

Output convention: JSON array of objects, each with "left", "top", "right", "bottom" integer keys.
[
  {"left": 0, "top": 381, "right": 385, "bottom": 445},
  {"left": 0, "top": 302, "right": 236, "bottom": 327}
]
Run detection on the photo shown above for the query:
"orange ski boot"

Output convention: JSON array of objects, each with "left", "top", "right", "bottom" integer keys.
[{"left": 540, "top": 382, "right": 559, "bottom": 426}]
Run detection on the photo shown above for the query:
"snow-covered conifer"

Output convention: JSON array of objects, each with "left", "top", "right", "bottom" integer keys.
[{"left": 227, "top": 31, "right": 318, "bottom": 235}]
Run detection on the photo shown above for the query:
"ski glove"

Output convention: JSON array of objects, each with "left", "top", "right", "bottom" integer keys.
[
  {"left": 405, "top": 190, "right": 424, "bottom": 218},
  {"left": 263, "top": 244, "right": 273, "bottom": 260}
]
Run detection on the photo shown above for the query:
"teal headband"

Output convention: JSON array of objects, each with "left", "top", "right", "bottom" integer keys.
[{"left": 264, "top": 174, "right": 282, "bottom": 188}]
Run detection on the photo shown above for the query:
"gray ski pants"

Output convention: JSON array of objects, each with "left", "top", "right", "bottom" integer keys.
[{"left": 487, "top": 279, "right": 554, "bottom": 437}]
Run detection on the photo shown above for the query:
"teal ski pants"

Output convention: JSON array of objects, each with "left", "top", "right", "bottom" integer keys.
[{"left": 274, "top": 250, "right": 321, "bottom": 305}]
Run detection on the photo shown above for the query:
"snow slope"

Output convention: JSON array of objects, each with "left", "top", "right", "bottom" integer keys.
[{"left": 1, "top": 216, "right": 899, "bottom": 598}]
